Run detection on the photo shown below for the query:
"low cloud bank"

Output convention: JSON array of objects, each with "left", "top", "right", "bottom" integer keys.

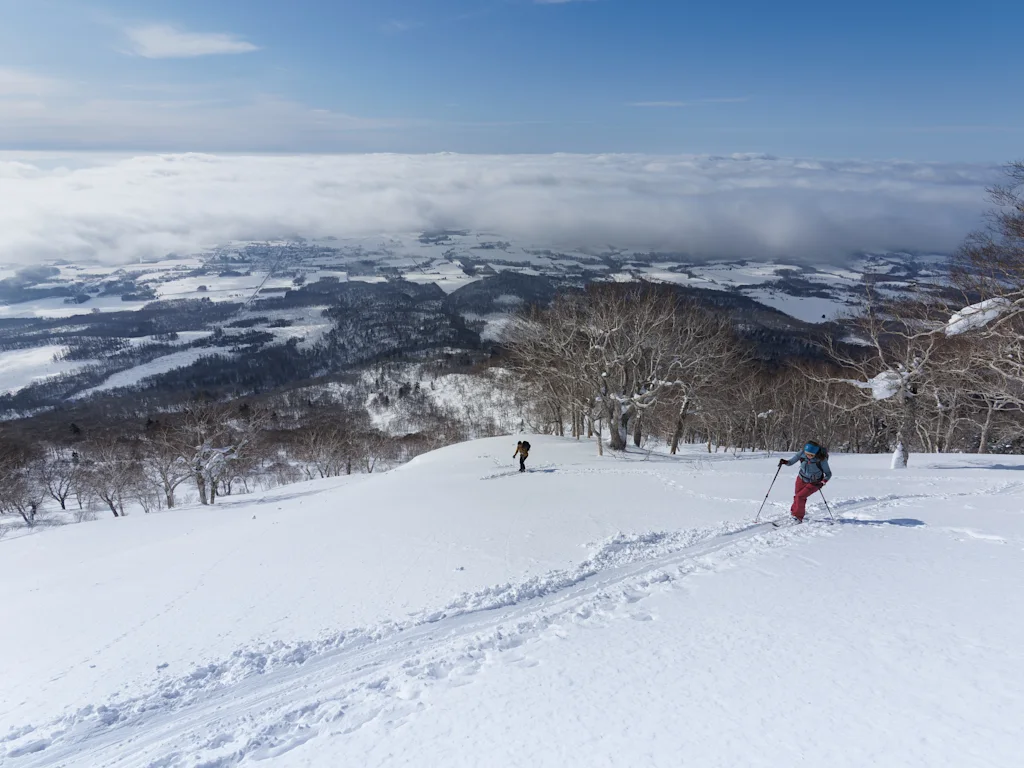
[{"left": 0, "top": 152, "right": 996, "bottom": 266}]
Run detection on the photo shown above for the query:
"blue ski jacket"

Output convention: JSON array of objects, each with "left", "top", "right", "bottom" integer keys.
[{"left": 784, "top": 452, "right": 832, "bottom": 484}]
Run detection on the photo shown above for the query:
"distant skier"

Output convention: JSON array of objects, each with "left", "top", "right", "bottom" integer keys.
[
  {"left": 778, "top": 441, "right": 831, "bottom": 523},
  {"left": 514, "top": 440, "right": 530, "bottom": 473}
]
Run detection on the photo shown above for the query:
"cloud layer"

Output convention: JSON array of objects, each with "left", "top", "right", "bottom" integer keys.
[
  {"left": 125, "top": 25, "right": 259, "bottom": 58},
  {"left": 0, "top": 152, "right": 996, "bottom": 266}
]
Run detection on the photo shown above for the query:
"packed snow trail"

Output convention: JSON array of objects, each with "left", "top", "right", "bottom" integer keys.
[{"left": 7, "top": 517, "right": 833, "bottom": 767}]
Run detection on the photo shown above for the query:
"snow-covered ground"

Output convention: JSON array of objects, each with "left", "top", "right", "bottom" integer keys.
[
  {"left": 742, "top": 288, "right": 854, "bottom": 322},
  {"left": 0, "top": 345, "right": 94, "bottom": 394},
  {"left": 0, "top": 295, "right": 151, "bottom": 320},
  {"left": 2, "top": 437, "right": 1021, "bottom": 766},
  {"left": 74, "top": 349, "right": 234, "bottom": 396}
]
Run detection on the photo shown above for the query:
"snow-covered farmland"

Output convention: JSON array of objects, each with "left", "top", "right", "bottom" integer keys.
[
  {"left": 0, "top": 294, "right": 150, "bottom": 320},
  {"left": 153, "top": 272, "right": 295, "bottom": 304},
  {"left": 2, "top": 436, "right": 1021, "bottom": 766},
  {"left": 76, "top": 349, "right": 234, "bottom": 396},
  {"left": 743, "top": 288, "right": 854, "bottom": 322},
  {"left": 0, "top": 345, "right": 94, "bottom": 394}
]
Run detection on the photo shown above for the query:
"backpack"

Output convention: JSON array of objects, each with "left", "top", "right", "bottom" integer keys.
[{"left": 522, "top": 441, "right": 531, "bottom": 452}]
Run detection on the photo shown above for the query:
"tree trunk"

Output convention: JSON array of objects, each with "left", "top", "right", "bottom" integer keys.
[
  {"left": 632, "top": 413, "right": 643, "bottom": 448},
  {"left": 669, "top": 400, "right": 691, "bottom": 455},
  {"left": 617, "top": 411, "right": 631, "bottom": 451},
  {"left": 978, "top": 405, "right": 994, "bottom": 453},
  {"left": 196, "top": 472, "right": 208, "bottom": 505},
  {"left": 166, "top": 489, "right": 175, "bottom": 509},
  {"left": 606, "top": 400, "right": 627, "bottom": 451}
]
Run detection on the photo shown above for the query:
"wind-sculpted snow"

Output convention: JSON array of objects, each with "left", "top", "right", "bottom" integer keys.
[{"left": 0, "top": 152, "right": 994, "bottom": 266}]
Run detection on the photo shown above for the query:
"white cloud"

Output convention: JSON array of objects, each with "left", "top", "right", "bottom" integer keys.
[
  {"left": 0, "top": 93, "right": 402, "bottom": 148},
  {"left": 0, "top": 153, "right": 994, "bottom": 266},
  {"left": 0, "top": 67, "right": 58, "bottom": 96},
  {"left": 125, "top": 24, "right": 259, "bottom": 58}
]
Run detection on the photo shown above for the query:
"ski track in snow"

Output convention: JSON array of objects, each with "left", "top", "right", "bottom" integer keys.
[
  {"left": 3, "top": 474, "right": 1013, "bottom": 766},
  {"left": 6, "top": 519, "right": 833, "bottom": 767}
]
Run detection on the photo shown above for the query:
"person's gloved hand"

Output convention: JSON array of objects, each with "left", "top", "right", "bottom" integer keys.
[{"left": 778, "top": 459, "right": 786, "bottom": 467}]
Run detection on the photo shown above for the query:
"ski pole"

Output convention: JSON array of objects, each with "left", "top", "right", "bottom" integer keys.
[
  {"left": 755, "top": 464, "right": 783, "bottom": 523},
  {"left": 818, "top": 488, "right": 836, "bottom": 522}
]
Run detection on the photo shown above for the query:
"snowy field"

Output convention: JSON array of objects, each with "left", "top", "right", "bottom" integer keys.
[
  {"left": 0, "top": 295, "right": 151, "bottom": 320},
  {"left": 1, "top": 437, "right": 1021, "bottom": 766},
  {"left": 742, "top": 289, "right": 856, "bottom": 323},
  {"left": 74, "top": 349, "right": 234, "bottom": 397},
  {"left": 0, "top": 346, "right": 93, "bottom": 394}
]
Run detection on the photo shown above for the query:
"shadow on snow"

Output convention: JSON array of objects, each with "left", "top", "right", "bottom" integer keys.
[{"left": 837, "top": 518, "right": 925, "bottom": 528}]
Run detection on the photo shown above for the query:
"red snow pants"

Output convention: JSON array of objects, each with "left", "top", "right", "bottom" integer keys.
[{"left": 791, "top": 477, "right": 820, "bottom": 520}]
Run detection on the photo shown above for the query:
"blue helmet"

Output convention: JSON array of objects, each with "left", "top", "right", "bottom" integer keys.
[{"left": 803, "top": 443, "right": 820, "bottom": 455}]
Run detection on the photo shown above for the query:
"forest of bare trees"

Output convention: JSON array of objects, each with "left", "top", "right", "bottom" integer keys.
[{"left": 0, "top": 394, "right": 431, "bottom": 529}]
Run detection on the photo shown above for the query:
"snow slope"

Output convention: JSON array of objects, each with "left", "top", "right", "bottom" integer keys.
[{"left": 1, "top": 438, "right": 1022, "bottom": 766}]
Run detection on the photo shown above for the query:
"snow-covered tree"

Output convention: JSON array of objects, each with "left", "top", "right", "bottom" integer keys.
[
  {"left": 175, "top": 401, "right": 268, "bottom": 505},
  {"left": 39, "top": 447, "right": 81, "bottom": 511},
  {"left": 139, "top": 421, "right": 195, "bottom": 509},
  {"left": 0, "top": 440, "right": 44, "bottom": 527},
  {"left": 815, "top": 289, "right": 968, "bottom": 467},
  {"left": 80, "top": 438, "right": 142, "bottom": 518}
]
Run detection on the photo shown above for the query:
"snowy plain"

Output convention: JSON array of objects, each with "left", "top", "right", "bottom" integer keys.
[
  {"left": 1, "top": 436, "right": 1022, "bottom": 766},
  {"left": 0, "top": 346, "right": 93, "bottom": 395},
  {"left": 73, "top": 349, "right": 235, "bottom": 397}
]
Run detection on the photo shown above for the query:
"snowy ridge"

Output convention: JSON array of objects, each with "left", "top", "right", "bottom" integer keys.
[{"left": 5, "top": 516, "right": 829, "bottom": 767}]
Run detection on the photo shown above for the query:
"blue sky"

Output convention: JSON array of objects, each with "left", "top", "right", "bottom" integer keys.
[{"left": 1, "top": 0, "right": 1021, "bottom": 159}]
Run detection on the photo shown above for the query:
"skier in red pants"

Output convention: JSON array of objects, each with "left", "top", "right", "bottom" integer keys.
[{"left": 779, "top": 442, "right": 832, "bottom": 523}]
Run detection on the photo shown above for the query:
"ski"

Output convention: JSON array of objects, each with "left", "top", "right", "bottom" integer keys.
[{"left": 771, "top": 517, "right": 834, "bottom": 528}]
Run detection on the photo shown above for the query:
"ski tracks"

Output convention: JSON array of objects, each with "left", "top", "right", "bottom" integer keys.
[
  {"left": 7, "top": 476, "right": 1014, "bottom": 767},
  {"left": 3, "top": 518, "right": 839, "bottom": 768}
]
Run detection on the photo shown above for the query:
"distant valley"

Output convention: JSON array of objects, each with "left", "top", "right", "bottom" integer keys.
[{"left": 0, "top": 231, "right": 949, "bottom": 417}]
